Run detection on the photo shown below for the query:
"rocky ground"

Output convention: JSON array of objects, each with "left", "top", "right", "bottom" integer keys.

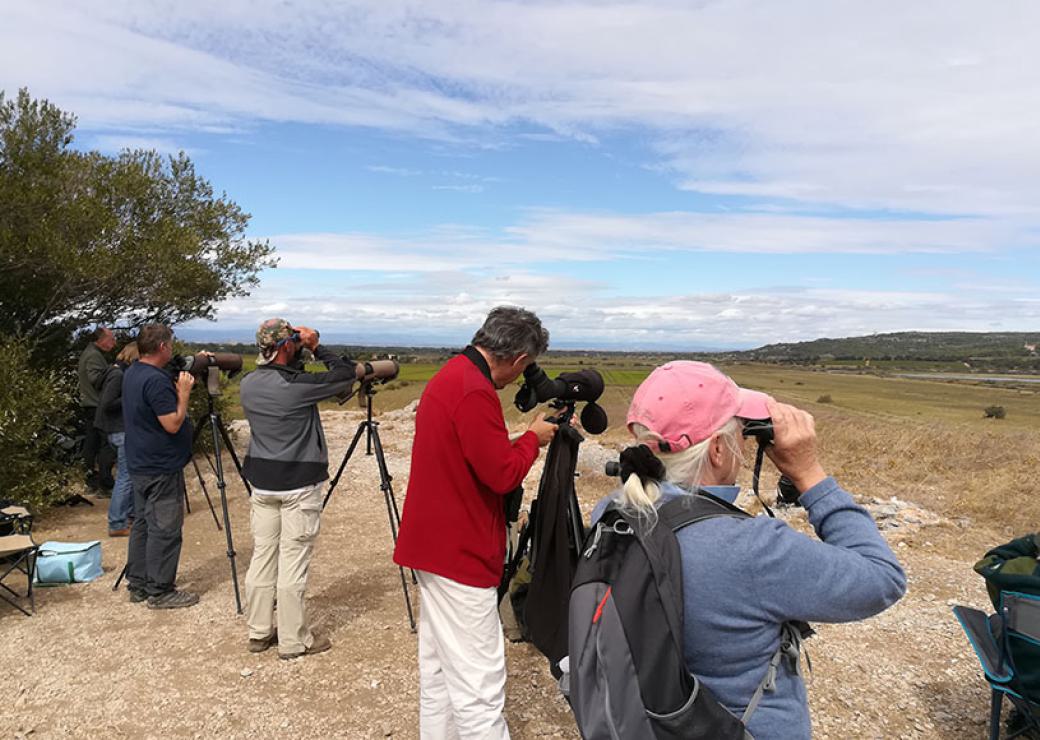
[{"left": 0, "top": 404, "right": 1009, "bottom": 739}]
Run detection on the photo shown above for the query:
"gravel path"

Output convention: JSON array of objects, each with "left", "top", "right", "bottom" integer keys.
[{"left": 0, "top": 407, "right": 1005, "bottom": 739}]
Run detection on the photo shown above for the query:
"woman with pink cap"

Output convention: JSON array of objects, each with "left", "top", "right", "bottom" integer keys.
[{"left": 594, "top": 361, "right": 906, "bottom": 739}]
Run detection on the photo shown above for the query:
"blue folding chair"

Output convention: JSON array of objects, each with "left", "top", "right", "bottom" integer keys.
[{"left": 954, "top": 590, "right": 1040, "bottom": 739}]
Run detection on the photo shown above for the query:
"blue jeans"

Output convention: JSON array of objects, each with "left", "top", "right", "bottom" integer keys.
[{"left": 107, "top": 432, "right": 135, "bottom": 529}]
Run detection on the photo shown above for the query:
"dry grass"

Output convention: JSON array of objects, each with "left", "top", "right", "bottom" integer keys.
[
  {"left": 220, "top": 357, "right": 1038, "bottom": 541},
  {"left": 812, "top": 406, "right": 1040, "bottom": 541},
  {"left": 349, "top": 363, "right": 1040, "bottom": 538}
]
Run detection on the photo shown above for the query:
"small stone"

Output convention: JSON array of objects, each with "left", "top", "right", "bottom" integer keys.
[{"left": 240, "top": 668, "right": 253, "bottom": 678}]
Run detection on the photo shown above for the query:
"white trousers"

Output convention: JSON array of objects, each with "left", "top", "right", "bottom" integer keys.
[{"left": 417, "top": 570, "right": 510, "bottom": 740}]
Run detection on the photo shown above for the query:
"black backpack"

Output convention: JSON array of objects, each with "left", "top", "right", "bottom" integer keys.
[{"left": 564, "top": 493, "right": 802, "bottom": 740}]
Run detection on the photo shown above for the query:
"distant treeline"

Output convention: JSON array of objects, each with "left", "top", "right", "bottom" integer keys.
[
  {"left": 186, "top": 331, "right": 1040, "bottom": 374},
  {"left": 734, "top": 331, "right": 1040, "bottom": 373}
]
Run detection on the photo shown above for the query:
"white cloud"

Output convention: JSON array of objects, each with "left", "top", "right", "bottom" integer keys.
[
  {"left": 264, "top": 209, "right": 1036, "bottom": 275},
  {"left": 366, "top": 165, "right": 423, "bottom": 177},
  {"left": 5, "top": 1, "right": 1040, "bottom": 217},
  {"left": 508, "top": 210, "right": 1037, "bottom": 255},
  {"left": 8, "top": 1, "right": 1040, "bottom": 346},
  {"left": 200, "top": 207, "right": 1040, "bottom": 346},
  {"left": 188, "top": 279, "right": 1040, "bottom": 348},
  {"left": 432, "top": 184, "right": 484, "bottom": 193}
]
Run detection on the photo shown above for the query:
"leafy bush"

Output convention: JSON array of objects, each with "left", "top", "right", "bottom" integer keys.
[
  {"left": 983, "top": 405, "right": 1006, "bottom": 419},
  {"left": 817, "top": 394, "right": 833, "bottom": 403},
  {"left": 0, "top": 339, "right": 75, "bottom": 509}
]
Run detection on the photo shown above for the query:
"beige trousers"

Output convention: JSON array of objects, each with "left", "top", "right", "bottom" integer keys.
[{"left": 244, "top": 484, "right": 323, "bottom": 655}]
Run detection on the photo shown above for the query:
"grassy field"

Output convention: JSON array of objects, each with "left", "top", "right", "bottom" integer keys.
[
  {"left": 206, "top": 352, "right": 1040, "bottom": 535},
  {"left": 217, "top": 353, "right": 1040, "bottom": 429}
]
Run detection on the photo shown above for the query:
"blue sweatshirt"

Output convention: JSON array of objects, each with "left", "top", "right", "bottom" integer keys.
[{"left": 592, "top": 477, "right": 906, "bottom": 739}]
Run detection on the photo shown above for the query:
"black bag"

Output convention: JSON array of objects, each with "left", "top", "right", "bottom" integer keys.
[
  {"left": 524, "top": 423, "right": 586, "bottom": 664},
  {"left": 565, "top": 493, "right": 787, "bottom": 740}
]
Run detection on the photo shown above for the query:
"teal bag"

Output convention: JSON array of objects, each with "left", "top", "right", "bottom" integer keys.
[{"left": 34, "top": 540, "right": 103, "bottom": 584}]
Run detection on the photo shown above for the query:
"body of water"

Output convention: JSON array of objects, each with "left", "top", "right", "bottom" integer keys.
[{"left": 896, "top": 373, "right": 1040, "bottom": 384}]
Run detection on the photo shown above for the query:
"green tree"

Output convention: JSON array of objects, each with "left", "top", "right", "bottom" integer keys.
[
  {"left": 0, "top": 88, "right": 276, "bottom": 360},
  {"left": 0, "top": 339, "right": 72, "bottom": 509},
  {"left": 0, "top": 89, "right": 274, "bottom": 508}
]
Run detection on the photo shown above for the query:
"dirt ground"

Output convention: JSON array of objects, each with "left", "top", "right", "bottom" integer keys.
[{"left": 0, "top": 405, "right": 1009, "bottom": 739}]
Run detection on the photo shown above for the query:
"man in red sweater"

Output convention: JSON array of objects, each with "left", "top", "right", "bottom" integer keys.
[{"left": 394, "top": 306, "right": 558, "bottom": 739}]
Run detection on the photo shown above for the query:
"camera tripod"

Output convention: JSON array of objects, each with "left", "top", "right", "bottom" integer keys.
[
  {"left": 113, "top": 367, "right": 250, "bottom": 614},
  {"left": 322, "top": 381, "right": 416, "bottom": 631}
]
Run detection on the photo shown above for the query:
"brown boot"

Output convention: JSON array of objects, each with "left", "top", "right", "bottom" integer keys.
[
  {"left": 279, "top": 634, "right": 331, "bottom": 660},
  {"left": 108, "top": 528, "right": 131, "bottom": 537},
  {"left": 248, "top": 631, "right": 278, "bottom": 653}
]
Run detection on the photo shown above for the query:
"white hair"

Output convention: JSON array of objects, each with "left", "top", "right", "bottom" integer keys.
[{"left": 615, "top": 417, "right": 744, "bottom": 528}]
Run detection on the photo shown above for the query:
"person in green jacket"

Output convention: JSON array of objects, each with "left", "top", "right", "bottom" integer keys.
[{"left": 78, "top": 327, "right": 116, "bottom": 491}]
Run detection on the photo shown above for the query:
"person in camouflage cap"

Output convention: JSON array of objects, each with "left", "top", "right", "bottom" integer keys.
[
  {"left": 256, "top": 318, "right": 296, "bottom": 365},
  {"left": 240, "top": 317, "right": 354, "bottom": 659}
]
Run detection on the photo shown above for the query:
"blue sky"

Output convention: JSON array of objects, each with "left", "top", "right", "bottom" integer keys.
[{"left": 3, "top": 0, "right": 1039, "bottom": 349}]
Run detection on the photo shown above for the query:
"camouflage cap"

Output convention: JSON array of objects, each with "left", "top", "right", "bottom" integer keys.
[{"left": 256, "top": 318, "right": 295, "bottom": 364}]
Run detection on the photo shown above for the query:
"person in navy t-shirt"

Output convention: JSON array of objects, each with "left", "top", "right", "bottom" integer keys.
[{"left": 121, "top": 323, "right": 199, "bottom": 609}]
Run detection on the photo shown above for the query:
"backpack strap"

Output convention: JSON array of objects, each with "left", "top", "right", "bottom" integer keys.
[
  {"left": 657, "top": 491, "right": 751, "bottom": 533},
  {"left": 656, "top": 493, "right": 811, "bottom": 726},
  {"left": 741, "top": 621, "right": 808, "bottom": 723},
  {"left": 605, "top": 494, "right": 744, "bottom": 670}
]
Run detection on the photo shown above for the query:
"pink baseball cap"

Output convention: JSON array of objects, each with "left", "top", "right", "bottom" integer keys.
[{"left": 627, "top": 361, "right": 772, "bottom": 453}]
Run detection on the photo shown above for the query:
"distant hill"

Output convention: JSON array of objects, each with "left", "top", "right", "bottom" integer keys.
[
  {"left": 184, "top": 331, "right": 1040, "bottom": 373},
  {"left": 731, "top": 331, "right": 1040, "bottom": 372}
]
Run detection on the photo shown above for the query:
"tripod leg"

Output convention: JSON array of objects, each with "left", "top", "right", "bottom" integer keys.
[
  {"left": 214, "top": 414, "right": 252, "bottom": 496},
  {"left": 182, "top": 468, "right": 192, "bottom": 514},
  {"left": 112, "top": 561, "right": 127, "bottom": 591},
  {"left": 321, "top": 421, "right": 368, "bottom": 510},
  {"left": 191, "top": 456, "right": 222, "bottom": 531},
  {"left": 365, "top": 389, "right": 374, "bottom": 456},
  {"left": 209, "top": 411, "right": 243, "bottom": 615},
  {"left": 370, "top": 427, "right": 403, "bottom": 541},
  {"left": 370, "top": 425, "right": 413, "bottom": 582},
  {"left": 369, "top": 424, "right": 416, "bottom": 630},
  {"left": 192, "top": 414, "right": 219, "bottom": 477}
]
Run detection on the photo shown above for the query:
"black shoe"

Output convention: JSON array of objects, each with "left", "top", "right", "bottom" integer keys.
[
  {"left": 147, "top": 590, "right": 200, "bottom": 609},
  {"left": 128, "top": 587, "right": 148, "bottom": 604},
  {"left": 85, "top": 473, "right": 101, "bottom": 490}
]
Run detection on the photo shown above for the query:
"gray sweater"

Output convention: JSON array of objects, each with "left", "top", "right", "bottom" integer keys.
[
  {"left": 593, "top": 477, "right": 906, "bottom": 739},
  {"left": 240, "top": 346, "right": 355, "bottom": 490}
]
